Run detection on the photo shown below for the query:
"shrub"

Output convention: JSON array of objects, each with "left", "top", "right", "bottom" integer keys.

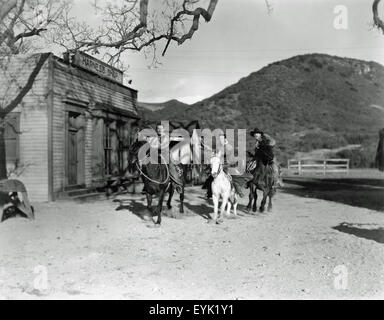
[
  {"left": 336, "top": 148, "right": 375, "bottom": 168},
  {"left": 309, "top": 58, "right": 323, "bottom": 68},
  {"left": 297, "top": 132, "right": 348, "bottom": 152}
]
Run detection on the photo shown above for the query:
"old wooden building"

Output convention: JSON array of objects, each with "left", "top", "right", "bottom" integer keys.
[{"left": 0, "top": 52, "right": 139, "bottom": 202}]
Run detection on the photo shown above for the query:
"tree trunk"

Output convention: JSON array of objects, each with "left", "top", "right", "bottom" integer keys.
[{"left": 0, "top": 124, "right": 7, "bottom": 179}]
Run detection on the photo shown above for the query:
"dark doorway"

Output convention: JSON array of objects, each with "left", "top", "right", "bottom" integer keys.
[
  {"left": 66, "top": 112, "right": 85, "bottom": 187},
  {"left": 67, "top": 129, "right": 78, "bottom": 186}
]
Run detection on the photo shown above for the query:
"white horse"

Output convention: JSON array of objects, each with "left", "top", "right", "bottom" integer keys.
[{"left": 210, "top": 152, "right": 238, "bottom": 224}]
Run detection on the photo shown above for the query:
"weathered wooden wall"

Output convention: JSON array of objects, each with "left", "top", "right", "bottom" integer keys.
[
  {"left": 0, "top": 53, "right": 139, "bottom": 202},
  {"left": 0, "top": 54, "right": 50, "bottom": 202},
  {"left": 51, "top": 57, "right": 138, "bottom": 197}
]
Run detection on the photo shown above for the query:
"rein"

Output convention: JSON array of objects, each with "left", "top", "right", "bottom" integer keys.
[
  {"left": 135, "top": 155, "right": 170, "bottom": 185},
  {"left": 212, "top": 163, "right": 222, "bottom": 177}
]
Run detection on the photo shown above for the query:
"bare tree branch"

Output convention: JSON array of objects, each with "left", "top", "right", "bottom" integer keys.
[
  {"left": 162, "top": 0, "right": 218, "bottom": 56},
  {"left": 55, "top": 0, "right": 219, "bottom": 62},
  {"left": 0, "top": 53, "right": 50, "bottom": 117},
  {"left": 14, "top": 27, "right": 47, "bottom": 43},
  {"left": 373, "top": 0, "right": 384, "bottom": 33},
  {"left": 1, "top": 0, "right": 68, "bottom": 54}
]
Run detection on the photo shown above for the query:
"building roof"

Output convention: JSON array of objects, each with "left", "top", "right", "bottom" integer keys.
[{"left": 94, "top": 102, "right": 140, "bottom": 119}]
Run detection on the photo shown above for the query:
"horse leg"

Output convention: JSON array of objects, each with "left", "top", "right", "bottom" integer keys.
[
  {"left": 219, "top": 196, "right": 228, "bottom": 223},
  {"left": 226, "top": 199, "right": 232, "bottom": 217},
  {"left": 259, "top": 190, "right": 268, "bottom": 213},
  {"left": 247, "top": 184, "right": 253, "bottom": 212},
  {"left": 252, "top": 185, "right": 258, "bottom": 212},
  {"left": 146, "top": 193, "right": 153, "bottom": 212},
  {"left": 167, "top": 184, "right": 174, "bottom": 209},
  {"left": 267, "top": 192, "right": 273, "bottom": 212},
  {"left": 233, "top": 198, "right": 238, "bottom": 216},
  {"left": 232, "top": 193, "right": 238, "bottom": 216},
  {"left": 154, "top": 189, "right": 166, "bottom": 225},
  {"left": 179, "top": 186, "right": 185, "bottom": 214},
  {"left": 212, "top": 193, "right": 219, "bottom": 223}
]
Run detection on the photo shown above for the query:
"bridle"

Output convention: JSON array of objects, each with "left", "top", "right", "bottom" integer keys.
[{"left": 211, "top": 156, "right": 223, "bottom": 178}]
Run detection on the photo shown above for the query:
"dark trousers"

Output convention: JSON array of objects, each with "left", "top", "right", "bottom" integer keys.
[{"left": 202, "top": 175, "right": 214, "bottom": 198}]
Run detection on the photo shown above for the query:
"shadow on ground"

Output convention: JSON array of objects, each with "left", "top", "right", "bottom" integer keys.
[
  {"left": 333, "top": 222, "right": 384, "bottom": 244},
  {"left": 113, "top": 197, "right": 205, "bottom": 221},
  {"left": 282, "top": 178, "right": 384, "bottom": 212},
  {"left": 113, "top": 199, "right": 152, "bottom": 221},
  {"left": 184, "top": 203, "right": 212, "bottom": 220}
]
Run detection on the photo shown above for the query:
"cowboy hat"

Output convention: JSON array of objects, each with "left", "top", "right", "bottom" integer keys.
[{"left": 250, "top": 127, "right": 263, "bottom": 136}]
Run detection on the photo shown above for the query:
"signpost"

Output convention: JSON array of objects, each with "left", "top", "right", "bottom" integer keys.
[{"left": 72, "top": 52, "right": 124, "bottom": 84}]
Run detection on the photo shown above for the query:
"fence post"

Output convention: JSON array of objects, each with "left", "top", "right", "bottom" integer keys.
[
  {"left": 298, "top": 160, "right": 302, "bottom": 175},
  {"left": 323, "top": 160, "right": 326, "bottom": 175}
]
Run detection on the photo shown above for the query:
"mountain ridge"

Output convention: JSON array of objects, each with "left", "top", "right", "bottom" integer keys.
[{"left": 139, "top": 53, "right": 384, "bottom": 166}]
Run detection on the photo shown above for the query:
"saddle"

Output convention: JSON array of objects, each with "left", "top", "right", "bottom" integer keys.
[
  {"left": 222, "top": 169, "right": 245, "bottom": 198},
  {"left": 246, "top": 160, "right": 257, "bottom": 173},
  {"left": 168, "top": 163, "right": 184, "bottom": 193},
  {"left": 247, "top": 160, "right": 277, "bottom": 190}
]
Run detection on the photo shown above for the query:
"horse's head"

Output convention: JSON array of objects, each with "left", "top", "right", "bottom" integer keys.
[
  {"left": 128, "top": 140, "right": 147, "bottom": 173},
  {"left": 210, "top": 151, "right": 222, "bottom": 178}
]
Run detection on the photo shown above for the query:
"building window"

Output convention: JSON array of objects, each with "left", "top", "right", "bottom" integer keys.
[{"left": 4, "top": 113, "right": 20, "bottom": 163}]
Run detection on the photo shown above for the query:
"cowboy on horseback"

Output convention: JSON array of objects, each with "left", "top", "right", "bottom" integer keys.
[
  {"left": 248, "top": 128, "right": 283, "bottom": 188},
  {"left": 144, "top": 123, "right": 184, "bottom": 193},
  {"left": 129, "top": 123, "right": 185, "bottom": 225},
  {"left": 202, "top": 133, "right": 245, "bottom": 199}
]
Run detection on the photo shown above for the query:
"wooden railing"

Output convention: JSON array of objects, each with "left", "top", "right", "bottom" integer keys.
[{"left": 287, "top": 158, "right": 350, "bottom": 175}]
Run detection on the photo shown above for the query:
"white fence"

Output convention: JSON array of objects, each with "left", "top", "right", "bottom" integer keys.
[{"left": 287, "top": 158, "right": 350, "bottom": 175}]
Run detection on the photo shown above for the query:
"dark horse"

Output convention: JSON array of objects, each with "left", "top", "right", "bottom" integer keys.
[
  {"left": 128, "top": 140, "right": 185, "bottom": 226},
  {"left": 246, "top": 160, "right": 278, "bottom": 213}
]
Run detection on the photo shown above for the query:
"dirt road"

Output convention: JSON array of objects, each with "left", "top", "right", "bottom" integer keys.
[{"left": 1, "top": 186, "right": 384, "bottom": 299}]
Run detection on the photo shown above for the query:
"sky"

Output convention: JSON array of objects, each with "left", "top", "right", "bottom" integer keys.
[{"left": 70, "top": 0, "right": 384, "bottom": 104}]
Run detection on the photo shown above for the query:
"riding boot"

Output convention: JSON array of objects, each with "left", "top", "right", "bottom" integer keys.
[{"left": 169, "top": 162, "right": 184, "bottom": 193}]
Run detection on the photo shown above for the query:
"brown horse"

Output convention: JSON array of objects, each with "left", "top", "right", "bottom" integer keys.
[
  {"left": 246, "top": 160, "right": 278, "bottom": 213},
  {"left": 128, "top": 140, "right": 185, "bottom": 226}
]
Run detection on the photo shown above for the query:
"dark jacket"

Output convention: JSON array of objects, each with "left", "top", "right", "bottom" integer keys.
[{"left": 254, "top": 134, "right": 276, "bottom": 165}]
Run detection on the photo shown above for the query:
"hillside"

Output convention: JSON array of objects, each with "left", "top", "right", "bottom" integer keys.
[
  {"left": 139, "top": 54, "right": 384, "bottom": 166},
  {"left": 138, "top": 99, "right": 189, "bottom": 119}
]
